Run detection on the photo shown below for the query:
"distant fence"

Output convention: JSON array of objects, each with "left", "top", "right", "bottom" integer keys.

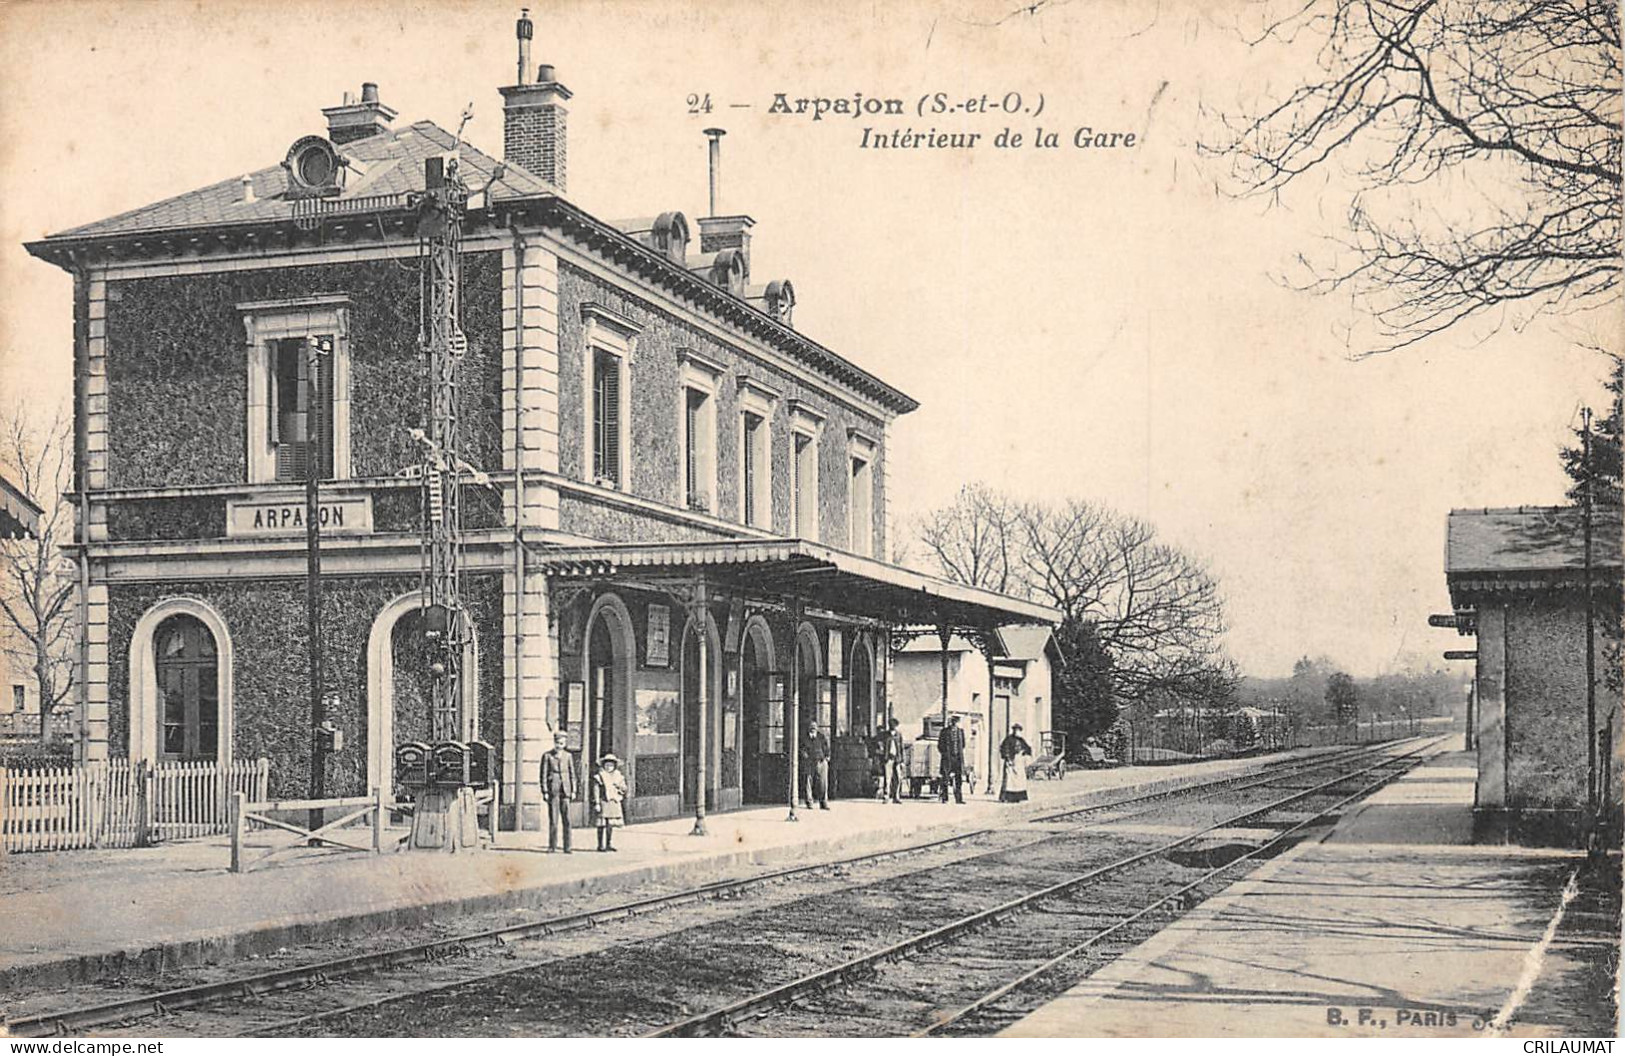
[{"left": 0, "top": 758, "right": 270, "bottom": 853}]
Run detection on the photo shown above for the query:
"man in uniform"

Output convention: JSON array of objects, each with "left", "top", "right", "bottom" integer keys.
[
  {"left": 803, "top": 722, "right": 832, "bottom": 810},
  {"left": 938, "top": 714, "right": 966, "bottom": 804},
  {"left": 540, "top": 732, "right": 577, "bottom": 852},
  {"left": 884, "top": 717, "right": 905, "bottom": 803}
]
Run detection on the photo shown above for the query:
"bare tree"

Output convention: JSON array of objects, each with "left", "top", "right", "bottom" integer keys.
[
  {"left": 916, "top": 486, "right": 1230, "bottom": 705},
  {"left": 915, "top": 482, "right": 1022, "bottom": 593},
  {"left": 1204, "top": 0, "right": 1621, "bottom": 354},
  {"left": 0, "top": 407, "right": 76, "bottom": 740}
]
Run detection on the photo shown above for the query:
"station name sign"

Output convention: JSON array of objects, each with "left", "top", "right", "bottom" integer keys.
[{"left": 226, "top": 494, "right": 373, "bottom": 538}]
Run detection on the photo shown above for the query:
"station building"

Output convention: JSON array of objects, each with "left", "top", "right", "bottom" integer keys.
[
  {"left": 889, "top": 627, "right": 1060, "bottom": 787},
  {"left": 26, "top": 21, "right": 1057, "bottom": 829},
  {"left": 1444, "top": 506, "right": 1623, "bottom": 843}
]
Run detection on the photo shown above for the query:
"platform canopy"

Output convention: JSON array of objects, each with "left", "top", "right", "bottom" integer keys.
[
  {"left": 0, "top": 473, "right": 41, "bottom": 540},
  {"left": 532, "top": 538, "right": 1060, "bottom": 629}
]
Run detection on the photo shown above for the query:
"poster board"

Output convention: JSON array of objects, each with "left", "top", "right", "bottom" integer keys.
[
  {"left": 634, "top": 687, "right": 679, "bottom": 754},
  {"left": 645, "top": 604, "right": 671, "bottom": 667}
]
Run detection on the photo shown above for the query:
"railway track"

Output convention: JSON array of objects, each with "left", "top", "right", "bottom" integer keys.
[
  {"left": 652, "top": 739, "right": 1440, "bottom": 1037},
  {"left": 2, "top": 739, "right": 1430, "bottom": 1038}
]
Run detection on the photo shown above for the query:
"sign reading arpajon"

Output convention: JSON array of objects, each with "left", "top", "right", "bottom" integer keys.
[{"left": 226, "top": 494, "right": 373, "bottom": 537}]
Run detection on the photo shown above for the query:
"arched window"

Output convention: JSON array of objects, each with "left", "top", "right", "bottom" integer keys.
[{"left": 155, "top": 614, "right": 218, "bottom": 761}]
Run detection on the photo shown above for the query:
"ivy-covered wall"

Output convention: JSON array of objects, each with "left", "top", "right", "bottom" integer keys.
[
  {"left": 104, "top": 572, "right": 504, "bottom": 798},
  {"left": 104, "top": 251, "right": 503, "bottom": 489},
  {"left": 555, "top": 262, "right": 890, "bottom": 554}
]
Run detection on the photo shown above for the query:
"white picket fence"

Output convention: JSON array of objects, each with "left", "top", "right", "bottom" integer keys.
[{"left": 0, "top": 758, "right": 270, "bottom": 853}]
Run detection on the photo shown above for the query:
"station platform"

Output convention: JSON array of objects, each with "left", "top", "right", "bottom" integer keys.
[
  {"left": 1004, "top": 738, "right": 1620, "bottom": 1038},
  {"left": 0, "top": 748, "right": 1340, "bottom": 989}
]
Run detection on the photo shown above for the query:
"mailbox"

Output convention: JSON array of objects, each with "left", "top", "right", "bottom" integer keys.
[
  {"left": 395, "top": 741, "right": 433, "bottom": 788},
  {"left": 431, "top": 740, "right": 472, "bottom": 787},
  {"left": 466, "top": 739, "right": 496, "bottom": 788}
]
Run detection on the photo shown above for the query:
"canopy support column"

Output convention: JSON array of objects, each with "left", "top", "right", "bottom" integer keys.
[
  {"left": 787, "top": 596, "right": 803, "bottom": 822},
  {"left": 937, "top": 621, "right": 952, "bottom": 724},
  {"left": 689, "top": 577, "right": 710, "bottom": 837},
  {"left": 980, "top": 631, "right": 998, "bottom": 795}
]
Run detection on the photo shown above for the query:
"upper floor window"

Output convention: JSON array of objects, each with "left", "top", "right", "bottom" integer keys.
[
  {"left": 737, "top": 377, "right": 779, "bottom": 529},
  {"left": 789, "top": 401, "right": 824, "bottom": 541},
  {"left": 592, "top": 349, "right": 623, "bottom": 488},
  {"left": 678, "top": 349, "right": 723, "bottom": 514},
  {"left": 581, "top": 303, "right": 641, "bottom": 491},
  {"left": 241, "top": 297, "right": 351, "bottom": 485},
  {"left": 849, "top": 429, "right": 877, "bottom": 557}
]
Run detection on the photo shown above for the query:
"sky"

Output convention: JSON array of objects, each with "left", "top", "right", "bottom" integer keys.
[{"left": 0, "top": 0, "right": 1615, "bottom": 679}]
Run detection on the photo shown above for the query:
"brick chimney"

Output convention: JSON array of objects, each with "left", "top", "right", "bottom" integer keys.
[
  {"left": 698, "top": 129, "right": 752, "bottom": 282},
  {"left": 322, "top": 83, "right": 396, "bottom": 145},
  {"left": 500, "top": 10, "right": 570, "bottom": 191}
]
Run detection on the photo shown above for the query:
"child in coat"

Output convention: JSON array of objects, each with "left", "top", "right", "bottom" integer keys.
[{"left": 591, "top": 754, "right": 628, "bottom": 852}]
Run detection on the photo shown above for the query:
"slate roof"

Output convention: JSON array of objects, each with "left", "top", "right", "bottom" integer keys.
[
  {"left": 1446, "top": 506, "right": 1623, "bottom": 577},
  {"left": 47, "top": 121, "right": 555, "bottom": 240},
  {"left": 997, "top": 625, "right": 1059, "bottom": 664}
]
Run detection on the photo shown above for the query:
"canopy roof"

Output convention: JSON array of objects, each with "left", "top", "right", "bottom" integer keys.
[{"left": 533, "top": 539, "right": 1061, "bottom": 628}]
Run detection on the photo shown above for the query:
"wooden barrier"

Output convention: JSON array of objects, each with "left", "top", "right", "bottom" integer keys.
[{"left": 229, "top": 788, "right": 389, "bottom": 873}]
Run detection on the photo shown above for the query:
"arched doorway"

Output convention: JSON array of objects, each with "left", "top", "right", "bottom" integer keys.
[
  {"left": 581, "top": 594, "right": 635, "bottom": 791},
  {"left": 850, "top": 638, "right": 874, "bottom": 741},
  {"left": 680, "top": 613, "right": 723, "bottom": 812},
  {"left": 739, "top": 616, "right": 777, "bottom": 804},
  {"left": 129, "top": 597, "right": 234, "bottom": 768},
  {"left": 391, "top": 611, "right": 434, "bottom": 750},
  {"left": 154, "top": 615, "right": 219, "bottom": 762},
  {"left": 793, "top": 624, "right": 824, "bottom": 803},
  {"left": 366, "top": 594, "right": 479, "bottom": 797}
]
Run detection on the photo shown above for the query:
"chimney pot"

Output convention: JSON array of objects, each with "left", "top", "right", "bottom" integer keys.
[
  {"left": 516, "top": 9, "right": 533, "bottom": 85},
  {"left": 703, "top": 127, "right": 725, "bottom": 216},
  {"left": 361, "top": 82, "right": 379, "bottom": 104}
]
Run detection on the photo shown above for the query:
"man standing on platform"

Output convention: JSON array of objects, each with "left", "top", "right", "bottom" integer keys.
[
  {"left": 938, "top": 714, "right": 966, "bottom": 804},
  {"left": 541, "top": 732, "right": 577, "bottom": 853},
  {"left": 804, "top": 723, "right": 832, "bottom": 810},
  {"left": 885, "top": 717, "right": 905, "bottom": 803}
]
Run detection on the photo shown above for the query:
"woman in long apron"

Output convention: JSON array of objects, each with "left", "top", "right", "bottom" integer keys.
[{"left": 999, "top": 724, "right": 1033, "bottom": 803}]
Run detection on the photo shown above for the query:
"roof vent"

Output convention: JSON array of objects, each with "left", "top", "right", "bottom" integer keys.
[{"left": 282, "top": 136, "right": 343, "bottom": 199}]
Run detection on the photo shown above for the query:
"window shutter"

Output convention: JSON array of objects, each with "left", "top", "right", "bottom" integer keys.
[{"left": 600, "top": 354, "right": 621, "bottom": 486}]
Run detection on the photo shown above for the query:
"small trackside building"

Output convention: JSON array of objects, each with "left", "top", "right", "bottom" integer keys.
[
  {"left": 25, "top": 20, "right": 1058, "bottom": 831},
  {"left": 1445, "top": 506, "right": 1623, "bottom": 844}
]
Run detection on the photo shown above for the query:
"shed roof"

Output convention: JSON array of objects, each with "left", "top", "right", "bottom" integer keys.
[
  {"left": 1445, "top": 505, "right": 1622, "bottom": 601},
  {"left": 1446, "top": 506, "right": 1622, "bottom": 575}
]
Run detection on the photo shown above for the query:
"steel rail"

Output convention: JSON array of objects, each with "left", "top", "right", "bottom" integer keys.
[
  {"left": 1, "top": 738, "right": 1412, "bottom": 1039},
  {"left": 646, "top": 738, "right": 1442, "bottom": 1038},
  {"left": 236, "top": 741, "right": 1414, "bottom": 1038},
  {"left": 916, "top": 742, "right": 1441, "bottom": 1035}
]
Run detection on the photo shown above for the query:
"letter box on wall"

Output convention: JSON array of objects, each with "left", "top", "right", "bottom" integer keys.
[
  {"left": 466, "top": 739, "right": 495, "bottom": 788},
  {"left": 431, "top": 740, "right": 472, "bottom": 788},
  {"left": 395, "top": 741, "right": 432, "bottom": 789}
]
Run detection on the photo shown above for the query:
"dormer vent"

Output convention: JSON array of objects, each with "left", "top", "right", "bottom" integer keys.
[{"left": 614, "top": 212, "right": 690, "bottom": 264}]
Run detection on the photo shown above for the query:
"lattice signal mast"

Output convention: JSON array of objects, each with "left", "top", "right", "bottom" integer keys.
[{"left": 416, "top": 150, "right": 470, "bottom": 743}]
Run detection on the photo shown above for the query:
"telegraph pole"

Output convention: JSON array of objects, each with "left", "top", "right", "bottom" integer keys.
[
  {"left": 306, "top": 336, "right": 330, "bottom": 835},
  {"left": 1583, "top": 408, "right": 1598, "bottom": 848}
]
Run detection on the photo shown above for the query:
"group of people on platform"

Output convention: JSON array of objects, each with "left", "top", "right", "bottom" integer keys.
[
  {"left": 537, "top": 714, "right": 1041, "bottom": 853},
  {"left": 850, "top": 714, "right": 1036, "bottom": 806},
  {"left": 539, "top": 733, "right": 626, "bottom": 854}
]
